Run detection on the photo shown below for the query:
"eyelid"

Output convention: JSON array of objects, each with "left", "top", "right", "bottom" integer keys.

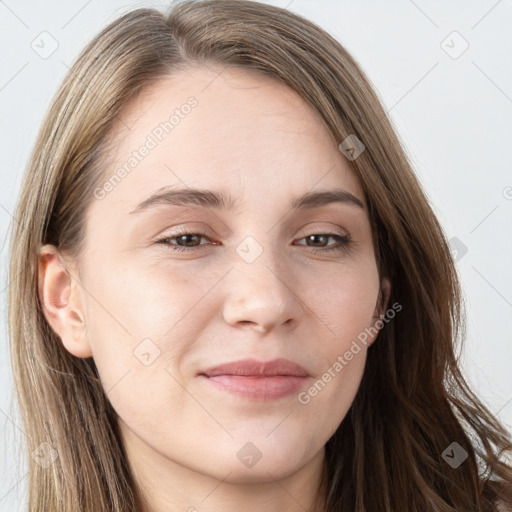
[{"left": 296, "top": 225, "right": 348, "bottom": 238}]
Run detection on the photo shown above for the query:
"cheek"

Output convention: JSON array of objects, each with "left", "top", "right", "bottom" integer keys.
[
  {"left": 80, "top": 263, "right": 199, "bottom": 436},
  {"left": 83, "top": 257, "right": 216, "bottom": 346},
  {"left": 311, "top": 259, "right": 381, "bottom": 344},
  {"left": 295, "top": 261, "right": 379, "bottom": 424},
  {"left": 78, "top": 261, "right": 197, "bottom": 392}
]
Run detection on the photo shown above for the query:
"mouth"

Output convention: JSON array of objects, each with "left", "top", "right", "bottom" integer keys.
[
  {"left": 199, "top": 374, "right": 309, "bottom": 400},
  {"left": 198, "top": 358, "right": 310, "bottom": 400}
]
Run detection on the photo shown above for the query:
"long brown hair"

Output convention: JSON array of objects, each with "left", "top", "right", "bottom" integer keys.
[{"left": 8, "top": 1, "right": 512, "bottom": 510}]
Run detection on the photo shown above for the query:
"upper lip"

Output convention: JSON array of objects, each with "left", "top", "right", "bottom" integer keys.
[{"left": 200, "top": 358, "right": 309, "bottom": 377}]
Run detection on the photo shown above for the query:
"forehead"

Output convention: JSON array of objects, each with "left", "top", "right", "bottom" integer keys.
[{"left": 96, "top": 65, "right": 365, "bottom": 215}]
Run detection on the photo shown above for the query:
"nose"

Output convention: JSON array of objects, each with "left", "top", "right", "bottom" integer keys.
[{"left": 222, "top": 252, "right": 303, "bottom": 334}]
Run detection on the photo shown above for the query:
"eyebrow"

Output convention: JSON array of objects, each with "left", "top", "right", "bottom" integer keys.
[{"left": 128, "top": 186, "right": 364, "bottom": 214}]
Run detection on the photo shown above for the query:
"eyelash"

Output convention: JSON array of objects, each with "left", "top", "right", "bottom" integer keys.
[{"left": 155, "top": 229, "right": 352, "bottom": 254}]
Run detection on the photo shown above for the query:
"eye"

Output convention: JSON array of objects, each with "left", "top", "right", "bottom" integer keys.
[
  {"left": 294, "top": 233, "right": 352, "bottom": 253},
  {"left": 155, "top": 228, "right": 212, "bottom": 252},
  {"left": 155, "top": 229, "right": 351, "bottom": 254}
]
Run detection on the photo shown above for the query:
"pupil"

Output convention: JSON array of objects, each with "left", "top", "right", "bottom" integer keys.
[
  {"left": 180, "top": 234, "right": 199, "bottom": 246},
  {"left": 309, "top": 234, "right": 326, "bottom": 247}
]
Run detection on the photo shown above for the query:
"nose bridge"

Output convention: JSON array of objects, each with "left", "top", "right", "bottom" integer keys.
[{"left": 222, "top": 234, "right": 302, "bottom": 332}]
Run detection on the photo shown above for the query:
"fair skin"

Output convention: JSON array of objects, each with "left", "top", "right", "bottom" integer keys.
[{"left": 39, "top": 66, "right": 390, "bottom": 512}]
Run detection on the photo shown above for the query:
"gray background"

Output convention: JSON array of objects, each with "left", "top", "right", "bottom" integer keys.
[{"left": 1, "top": 0, "right": 511, "bottom": 509}]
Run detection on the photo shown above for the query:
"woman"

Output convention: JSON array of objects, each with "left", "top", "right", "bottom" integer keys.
[{"left": 7, "top": 1, "right": 512, "bottom": 510}]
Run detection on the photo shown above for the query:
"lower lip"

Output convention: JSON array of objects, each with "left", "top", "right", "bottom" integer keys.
[{"left": 200, "top": 375, "right": 308, "bottom": 400}]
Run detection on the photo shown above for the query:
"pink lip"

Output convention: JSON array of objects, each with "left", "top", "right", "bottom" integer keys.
[{"left": 199, "top": 358, "right": 309, "bottom": 400}]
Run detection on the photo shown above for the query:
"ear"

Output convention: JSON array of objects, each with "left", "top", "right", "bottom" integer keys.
[
  {"left": 367, "top": 276, "right": 392, "bottom": 347},
  {"left": 38, "top": 244, "right": 92, "bottom": 358},
  {"left": 376, "top": 276, "right": 391, "bottom": 318}
]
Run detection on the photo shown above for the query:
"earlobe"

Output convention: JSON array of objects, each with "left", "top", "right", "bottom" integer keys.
[{"left": 38, "top": 244, "right": 93, "bottom": 359}]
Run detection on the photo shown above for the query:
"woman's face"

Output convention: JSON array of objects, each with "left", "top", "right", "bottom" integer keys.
[{"left": 42, "top": 66, "right": 389, "bottom": 487}]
